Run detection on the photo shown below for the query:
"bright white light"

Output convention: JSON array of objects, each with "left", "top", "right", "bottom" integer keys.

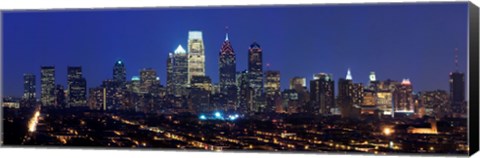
[
  {"left": 174, "top": 44, "right": 186, "bottom": 54},
  {"left": 199, "top": 115, "right": 207, "bottom": 120},
  {"left": 214, "top": 112, "right": 221, "bottom": 118},
  {"left": 28, "top": 111, "right": 40, "bottom": 132}
]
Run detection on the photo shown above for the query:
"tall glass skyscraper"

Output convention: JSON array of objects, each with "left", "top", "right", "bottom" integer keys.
[
  {"left": 41, "top": 66, "right": 56, "bottom": 106},
  {"left": 172, "top": 44, "right": 189, "bottom": 96},
  {"left": 113, "top": 60, "right": 126, "bottom": 83},
  {"left": 310, "top": 73, "right": 335, "bottom": 115},
  {"left": 187, "top": 31, "right": 205, "bottom": 84},
  {"left": 219, "top": 31, "right": 236, "bottom": 92},
  {"left": 449, "top": 71, "right": 465, "bottom": 114},
  {"left": 394, "top": 79, "right": 414, "bottom": 113},
  {"left": 23, "top": 73, "right": 36, "bottom": 101},
  {"left": 248, "top": 42, "right": 264, "bottom": 112},
  {"left": 67, "top": 66, "right": 87, "bottom": 107}
]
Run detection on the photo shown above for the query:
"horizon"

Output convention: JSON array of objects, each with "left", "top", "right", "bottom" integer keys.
[{"left": 3, "top": 3, "right": 469, "bottom": 98}]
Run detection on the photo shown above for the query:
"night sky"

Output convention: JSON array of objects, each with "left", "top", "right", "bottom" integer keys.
[{"left": 2, "top": 2, "right": 469, "bottom": 98}]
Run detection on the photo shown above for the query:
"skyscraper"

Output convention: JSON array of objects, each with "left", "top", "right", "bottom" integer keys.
[
  {"left": 310, "top": 73, "right": 335, "bottom": 115},
  {"left": 449, "top": 72, "right": 465, "bottom": 115},
  {"left": 393, "top": 79, "right": 414, "bottom": 113},
  {"left": 265, "top": 70, "right": 281, "bottom": 113},
  {"left": 41, "top": 66, "right": 56, "bottom": 106},
  {"left": 23, "top": 73, "right": 36, "bottom": 101},
  {"left": 172, "top": 45, "right": 189, "bottom": 96},
  {"left": 67, "top": 66, "right": 87, "bottom": 107},
  {"left": 166, "top": 53, "right": 174, "bottom": 95},
  {"left": 219, "top": 30, "right": 237, "bottom": 92},
  {"left": 237, "top": 70, "right": 253, "bottom": 113},
  {"left": 189, "top": 76, "right": 212, "bottom": 113},
  {"left": 113, "top": 60, "right": 127, "bottom": 83},
  {"left": 265, "top": 71, "right": 281, "bottom": 97},
  {"left": 140, "top": 68, "right": 160, "bottom": 93},
  {"left": 218, "top": 30, "right": 238, "bottom": 111},
  {"left": 248, "top": 42, "right": 264, "bottom": 112},
  {"left": 187, "top": 31, "right": 206, "bottom": 84},
  {"left": 289, "top": 77, "right": 306, "bottom": 91}
]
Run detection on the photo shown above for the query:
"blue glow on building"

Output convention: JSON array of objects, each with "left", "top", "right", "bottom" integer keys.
[{"left": 131, "top": 76, "right": 140, "bottom": 81}]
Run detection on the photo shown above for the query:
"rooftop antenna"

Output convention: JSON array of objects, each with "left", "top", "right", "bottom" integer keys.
[
  {"left": 454, "top": 48, "right": 459, "bottom": 72},
  {"left": 225, "top": 26, "right": 229, "bottom": 41}
]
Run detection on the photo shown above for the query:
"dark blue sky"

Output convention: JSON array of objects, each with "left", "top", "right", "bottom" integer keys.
[{"left": 3, "top": 2, "right": 469, "bottom": 98}]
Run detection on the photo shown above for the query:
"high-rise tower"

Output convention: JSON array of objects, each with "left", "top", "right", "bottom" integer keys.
[
  {"left": 172, "top": 44, "right": 189, "bottom": 96},
  {"left": 113, "top": 60, "right": 126, "bottom": 83},
  {"left": 67, "top": 66, "right": 87, "bottom": 107},
  {"left": 310, "top": 73, "right": 335, "bottom": 115},
  {"left": 187, "top": 31, "right": 205, "bottom": 84},
  {"left": 41, "top": 66, "right": 56, "bottom": 106},
  {"left": 219, "top": 29, "right": 237, "bottom": 92},
  {"left": 23, "top": 73, "right": 36, "bottom": 101},
  {"left": 248, "top": 42, "right": 264, "bottom": 112}
]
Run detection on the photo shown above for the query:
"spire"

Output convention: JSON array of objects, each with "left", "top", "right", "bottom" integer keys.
[
  {"left": 454, "top": 48, "right": 459, "bottom": 72},
  {"left": 174, "top": 44, "right": 186, "bottom": 54},
  {"left": 346, "top": 68, "right": 352, "bottom": 80},
  {"left": 225, "top": 26, "right": 229, "bottom": 41}
]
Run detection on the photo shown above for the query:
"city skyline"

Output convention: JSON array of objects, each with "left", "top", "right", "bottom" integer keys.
[{"left": 3, "top": 3, "right": 468, "bottom": 98}]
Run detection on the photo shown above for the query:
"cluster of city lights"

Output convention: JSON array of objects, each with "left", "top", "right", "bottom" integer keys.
[
  {"left": 28, "top": 110, "right": 40, "bottom": 132},
  {"left": 199, "top": 112, "right": 240, "bottom": 121}
]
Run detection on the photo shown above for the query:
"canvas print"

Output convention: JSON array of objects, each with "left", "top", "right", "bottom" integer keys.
[{"left": 1, "top": 2, "right": 474, "bottom": 156}]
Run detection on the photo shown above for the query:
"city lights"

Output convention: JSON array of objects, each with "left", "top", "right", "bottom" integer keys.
[
  {"left": 383, "top": 127, "right": 393, "bottom": 136},
  {"left": 3, "top": 7, "right": 469, "bottom": 155}
]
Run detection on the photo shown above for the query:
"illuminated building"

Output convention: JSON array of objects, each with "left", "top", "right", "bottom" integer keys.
[
  {"left": 407, "top": 119, "right": 438, "bottom": 134},
  {"left": 2, "top": 97, "right": 20, "bottom": 109},
  {"left": 393, "top": 79, "right": 415, "bottom": 114},
  {"left": 218, "top": 31, "right": 238, "bottom": 110},
  {"left": 378, "top": 79, "right": 400, "bottom": 91},
  {"left": 289, "top": 77, "right": 309, "bottom": 112},
  {"left": 360, "top": 89, "right": 377, "bottom": 115},
  {"left": 338, "top": 69, "right": 363, "bottom": 118},
  {"left": 376, "top": 90, "right": 393, "bottom": 116},
  {"left": 449, "top": 71, "right": 465, "bottom": 116},
  {"left": 166, "top": 53, "right": 174, "bottom": 95},
  {"left": 189, "top": 76, "right": 212, "bottom": 113},
  {"left": 127, "top": 76, "right": 141, "bottom": 94},
  {"left": 113, "top": 60, "right": 126, "bottom": 83},
  {"left": 23, "top": 73, "right": 36, "bottom": 103},
  {"left": 40, "top": 66, "right": 56, "bottom": 106},
  {"left": 420, "top": 90, "right": 449, "bottom": 118},
  {"left": 310, "top": 73, "right": 335, "bottom": 115},
  {"left": 172, "top": 45, "right": 189, "bottom": 96},
  {"left": 102, "top": 80, "right": 125, "bottom": 110},
  {"left": 187, "top": 31, "right": 206, "bottom": 84},
  {"left": 368, "top": 72, "right": 379, "bottom": 91},
  {"left": 265, "top": 71, "right": 281, "bottom": 113},
  {"left": 237, "top": 70, "right": 254, "bottom": 113},
  {"left": 88, "top": 87, "right": 105, "bottom": 110},
  {"left": 191, "top": 76, "right": 213, "bottom": 92},
  {"left": 265, "top": 71, "right": 280, "bottom": 96},
  {"left": 248, "top": 42, "right": 264, "bottom": 112},
  {"left": 140, "top": 68, "right": 160, "bottom": 93},
  {"left": 67, "top": 66, "right": 87, "bottom": 107},
  {"left": 282, "top": 89, "right": 299, "bottom": 114},
  {"left": 219, "top": 30, "right": 237, "bottom": 92}
]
